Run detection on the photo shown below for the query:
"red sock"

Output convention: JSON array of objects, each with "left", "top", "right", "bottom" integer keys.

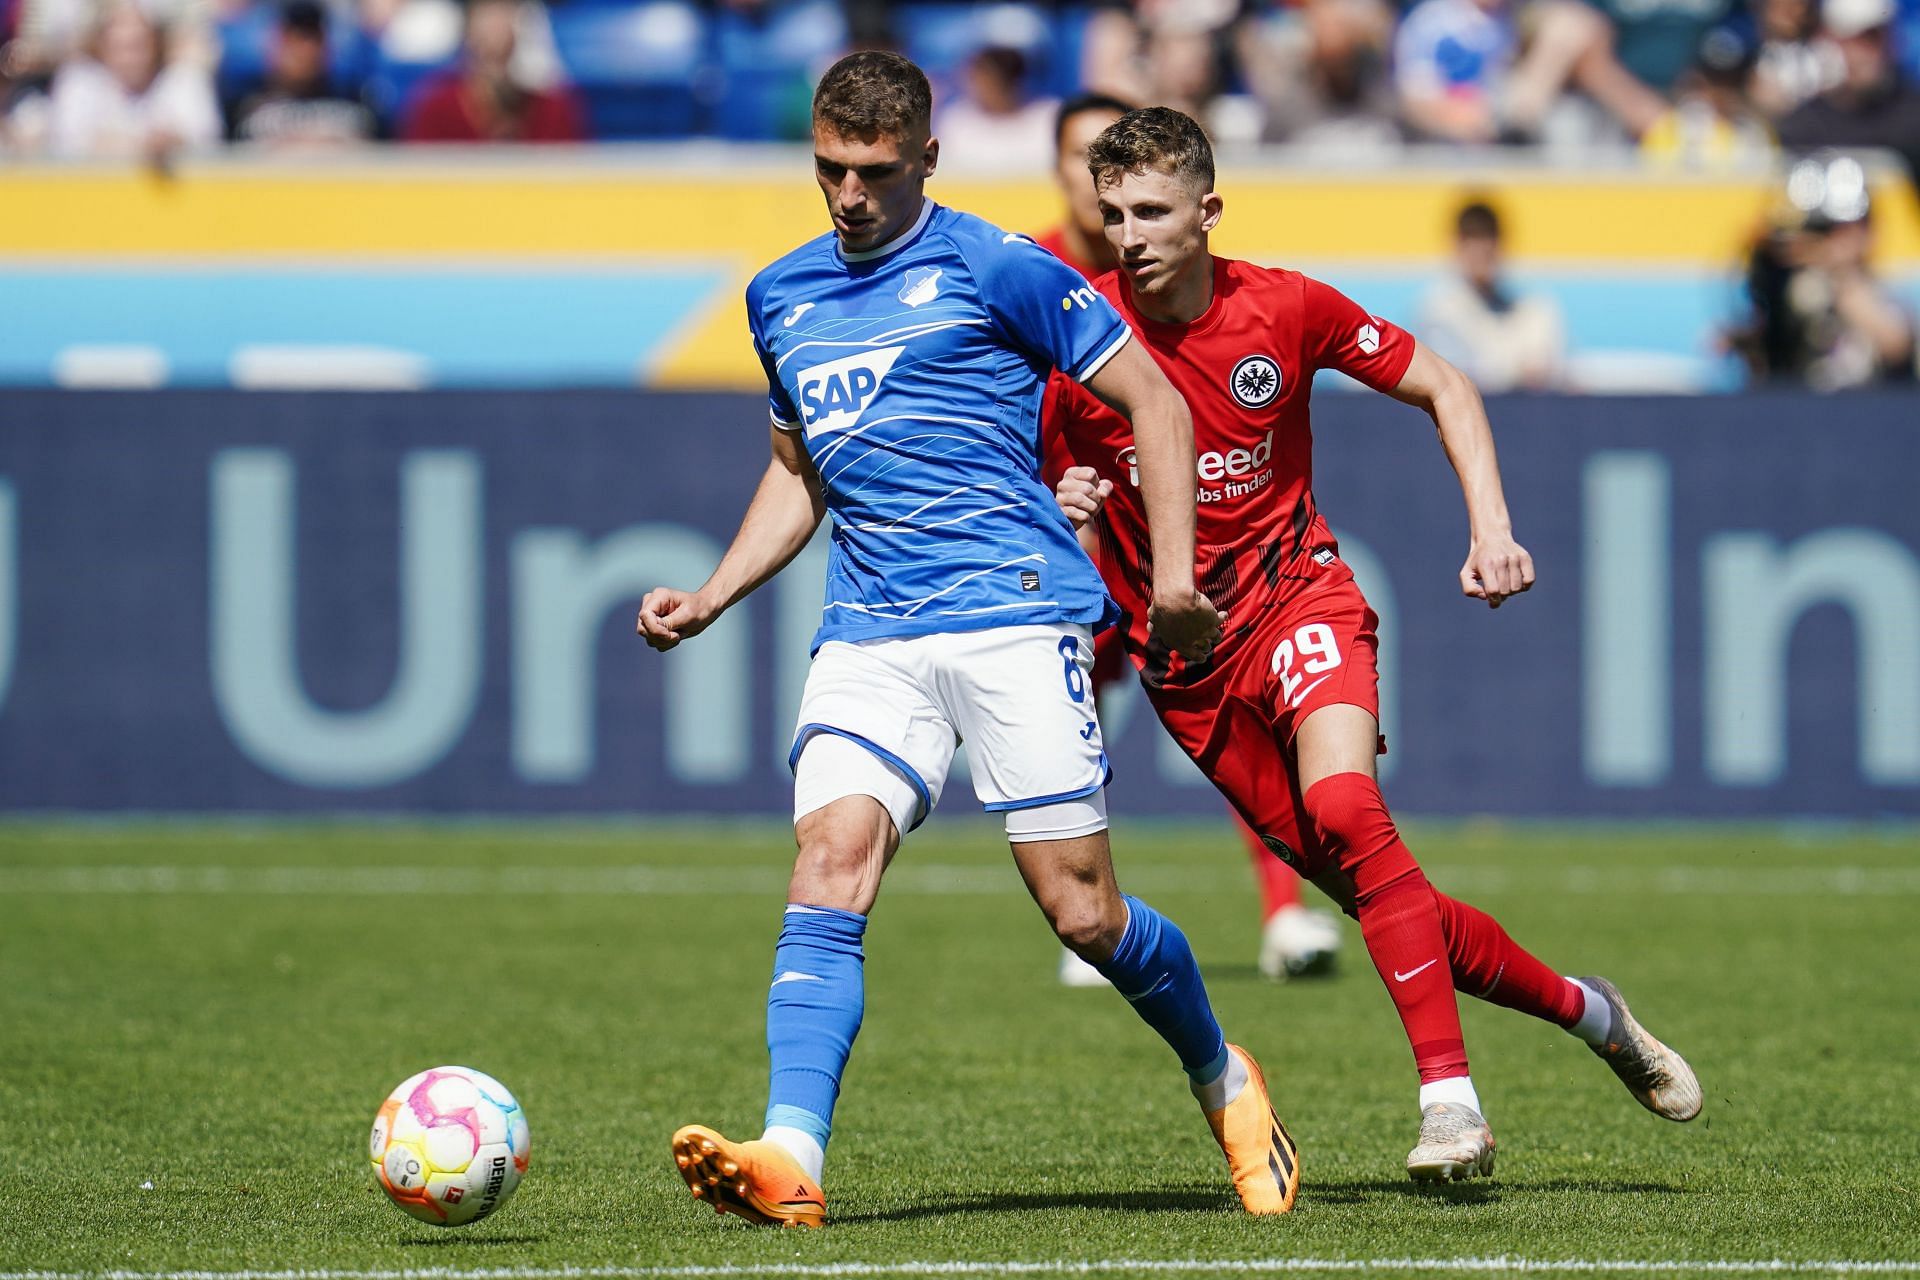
[
  {"left": 1433, "top": 891, "right": 1584, "bottom": 1028},
  {"left": 1236, "top": 812, "right": 1301, "bottom": 920},
  {"left": 1302, "top": 772, "right": 1467, "bottom": 1084}
]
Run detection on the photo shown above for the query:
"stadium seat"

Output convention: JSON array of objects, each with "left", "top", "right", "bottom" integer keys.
[
  {"left": 548, "top": 0, "right": 704, "bottom": 139},
  {"left": 709, "top": 0, "right": 846, "bottom": 140},
  {"left": 1898, "top": 0, "right": 1920, "bottom": 83},
  {"left": 215, "top": 7, "right": 276, "bottom": 104},
  {"left": 1045, "top": 6, "right": 1093, "bottom": 99},
  {"left": 364, "top": 0, "right": 463, "bottom": 134},
  {"left": 894, "top": 3, "right": 1057, "bottom": 90}
]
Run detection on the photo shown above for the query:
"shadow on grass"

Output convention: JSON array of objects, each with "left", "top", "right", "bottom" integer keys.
[
  {"left": 838, "top": 1176, "right": 1690, "bottom": 1222},
  {"left": 1501, "top": 1178, "right": 1694, "bottom": 1195},
  {"left": 835, "top": 1187, "right": 1232, "bottom": 1224},
  {"left": 1305, "top": 1178, "right": 1500, "bottom": 1206},
  {"left": 1305, "top": 1177, "right": 1689, "bottom": 1205},
  {"left": 398, "top": 1234, "right": 547, "bottom": 1247}
]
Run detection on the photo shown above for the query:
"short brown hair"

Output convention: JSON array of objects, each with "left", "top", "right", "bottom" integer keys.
[
  {"left": 812, "top": 51, "right": 933, "bottom": 141},
  {"left": 1085, "top": 106, "right": 1215, "bottom": 195},
  {"left": 1456, "top": 199, "right": 1501, "bottom": 241}
]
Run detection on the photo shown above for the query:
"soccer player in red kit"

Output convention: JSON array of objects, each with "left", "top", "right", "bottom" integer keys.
[
  {"left": 1038, "top": 93, "right": 1342, "bottom": 985},
  {"left": 1045, "top": 107, "right": 1703, "bottom": 1180}
]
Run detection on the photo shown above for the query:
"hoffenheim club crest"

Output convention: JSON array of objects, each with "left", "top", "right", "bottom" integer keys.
[{"left": 898, "top": 267, "right": 943, "bottom": 307}]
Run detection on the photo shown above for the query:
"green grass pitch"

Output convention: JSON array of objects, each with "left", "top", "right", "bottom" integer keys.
[{"left": 1, "top": 818, "right": 1916, "bottom": 1278}]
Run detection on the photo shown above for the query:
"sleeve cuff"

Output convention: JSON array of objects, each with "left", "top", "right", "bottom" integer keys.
[
  {"left": 1073, "top": 328, "right": 1132, "bottom": 384},
  {"left": 1373, "top": 338, "right": 1417, "bottom": 392}
]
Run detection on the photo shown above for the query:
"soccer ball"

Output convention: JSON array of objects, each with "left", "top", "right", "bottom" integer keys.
[{"left": 368, "top": 1066, "right": 530, "bottom": 1226}]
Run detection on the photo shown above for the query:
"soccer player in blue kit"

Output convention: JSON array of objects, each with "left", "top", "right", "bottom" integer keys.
[{"left": 637, "top": 52, "right": 1299, "bottom": 1227}]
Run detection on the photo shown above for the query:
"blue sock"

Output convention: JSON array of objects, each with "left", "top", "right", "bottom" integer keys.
[
  {"left": 1094, "top": 895, "right": 1229, "bottom": 1083},
  {"left": 763, "top": 904, "right": 867, "bottom": 1150}
]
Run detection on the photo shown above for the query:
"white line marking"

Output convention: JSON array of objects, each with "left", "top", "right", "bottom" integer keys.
[
  {"left": 0, "top": 865, "right": 1914, "bottom": 898},
  {"left": 772, "top": 317, "right": 985, "bottom": 371},
  {"left": 3, "top": 1260, "right": 1919, "bottom": 1279},
  {"left": 846, "top": 483, "right": 1010, "bottom": 533}
]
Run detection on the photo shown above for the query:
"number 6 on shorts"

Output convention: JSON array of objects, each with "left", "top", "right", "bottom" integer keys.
[{"left": 1058, "top": 635, "right": 1087, "bottom": 704}]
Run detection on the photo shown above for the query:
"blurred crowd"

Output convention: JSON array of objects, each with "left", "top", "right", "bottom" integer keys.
[
  {"left": 0, "top": 0, "right": 1915, "bottom": 166},
  {"left": 1416, "top": 165, "right": 1914, "bottom": 391},
  {"left": 0, "top": 0, "right": 1912, "bottom": 387}
]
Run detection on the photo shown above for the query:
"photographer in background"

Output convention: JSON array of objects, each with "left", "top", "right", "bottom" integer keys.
[{"left": 1729, "top": 152, "right": 1915, "bottom": 389}]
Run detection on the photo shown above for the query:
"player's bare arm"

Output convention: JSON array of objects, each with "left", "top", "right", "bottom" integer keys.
[
  {"left": 1388, "top": 340, "right": 1535, "bottom": 609},
  {"left": 637, "top": 425, "right": 826, "bottom": 651},
  {"left": 1084, "top": 339, "right": 1222, "bottom": 659}
]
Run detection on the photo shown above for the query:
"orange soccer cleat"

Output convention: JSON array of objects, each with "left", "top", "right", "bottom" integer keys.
[
  {"left": 1203, "top": 1044, "right": 1300, "bottom": 1214},
  {"left": 671, "top": 1124, "right": 826, "bottom": 1228}
]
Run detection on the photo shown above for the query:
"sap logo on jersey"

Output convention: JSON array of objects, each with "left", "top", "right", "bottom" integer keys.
[{"left": 795, "top": 346, "right": 906, "bottom": 437}]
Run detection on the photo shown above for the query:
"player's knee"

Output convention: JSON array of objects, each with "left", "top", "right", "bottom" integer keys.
[
  {"left": 1300, "top": 771, "right": 1383, "bottom": 848},
  {"left": 1053, "top": 910, "right": 1123, "bottom": 962},
  {"left": 1311, "top": 870, "right": 1361, "bottom": 920},
  {"left": 1048, "top": 892, "right": 1127, "bottom": 961},
  {"left": 791, "top": 808, "right": 891, "bottom": 912},
  {"left": 1301, "top": 772, "right": 1424, "bottom": 906},
  {"left": 789, "top": 841, "right": 882, "bottom": 912}
]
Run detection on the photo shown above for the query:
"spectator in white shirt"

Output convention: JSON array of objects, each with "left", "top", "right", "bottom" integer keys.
[
  {"left": 1418, "top": 199, "right": 1567, "bottom": 391},
  {"left": 45, "top": 3, "right": 218, "bottom": 161},
  {"left": 933, "top": 45, "right": 1057, "bottom": 176}
]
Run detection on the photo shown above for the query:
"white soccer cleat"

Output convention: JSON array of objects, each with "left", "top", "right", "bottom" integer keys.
[
  {"left": 1258, "top": 905, "right": 1342, "bottom": 980},
  {"left": 1406, "top": 1102, "right": 1496, "bottom": 1182},
  {"left": 1058, "top": 945, "right": 1111, "bottom": 988},
  {"left": 1578, "top": 975, "right": 1704, "bottom": 1122}
]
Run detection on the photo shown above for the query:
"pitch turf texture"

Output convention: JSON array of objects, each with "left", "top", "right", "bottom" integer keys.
[{"left": 2, "top": 819, "right": 1916, "bottom": 1278}]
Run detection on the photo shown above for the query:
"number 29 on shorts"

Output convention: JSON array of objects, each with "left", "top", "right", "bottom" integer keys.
[{"left": 1271, "top": 622, "right": 1342, "bottom": 708}]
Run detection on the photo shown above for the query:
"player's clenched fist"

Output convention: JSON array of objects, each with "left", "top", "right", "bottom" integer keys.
[
  {"left": 1053, "top": 465, "right": 1113, "bottom": 530},
  {"left": 637, "top": 587, "right": 718, "bottom": 652},
  {"left": 1148, "top": 589, "right": 1225, "bottom": 663},
  {"left": 1459, "top": 535, "right": 1536, "bottom": 609}
]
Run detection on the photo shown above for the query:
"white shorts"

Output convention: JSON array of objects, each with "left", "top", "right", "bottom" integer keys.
[{"left": 789, "top": 622, "right": 1111, "bottom": 843}]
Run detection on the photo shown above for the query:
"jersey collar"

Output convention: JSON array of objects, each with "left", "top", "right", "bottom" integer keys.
[
  {"left": 1123, "top": 255, "right": 1229, "bottom": 340},
  {"left": 839, "top": 198, "right": 935, "bottom": 264}
]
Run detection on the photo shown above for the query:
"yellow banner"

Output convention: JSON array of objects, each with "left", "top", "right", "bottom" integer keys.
[{"left": 6, "top": 159, "right": 1914, "bottom": 388}]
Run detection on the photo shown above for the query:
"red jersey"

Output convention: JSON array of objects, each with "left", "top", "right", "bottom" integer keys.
[
  {"left": 1042, "top": 256, "right": 1415, "bottom": 687},
  {"left": 1032, "top": 226, "right": 1106, "bottom": 283}
]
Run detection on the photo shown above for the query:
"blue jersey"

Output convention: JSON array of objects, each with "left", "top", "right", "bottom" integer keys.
[{"left": 747, "top": 199, "right": 1129, "bottom": 650}]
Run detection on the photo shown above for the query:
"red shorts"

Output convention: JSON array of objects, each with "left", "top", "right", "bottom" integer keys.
[
  {"left": 1090, "top": 624, "right": 1129, "bottom": 696},
  {"left": 1147, "top": 573, "right": 1382, "bottom": 878}
]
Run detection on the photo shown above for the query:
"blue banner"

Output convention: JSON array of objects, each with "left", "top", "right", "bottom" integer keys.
[{"left": 1, "top": 389, "right": 1915, "bottom": 816}]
